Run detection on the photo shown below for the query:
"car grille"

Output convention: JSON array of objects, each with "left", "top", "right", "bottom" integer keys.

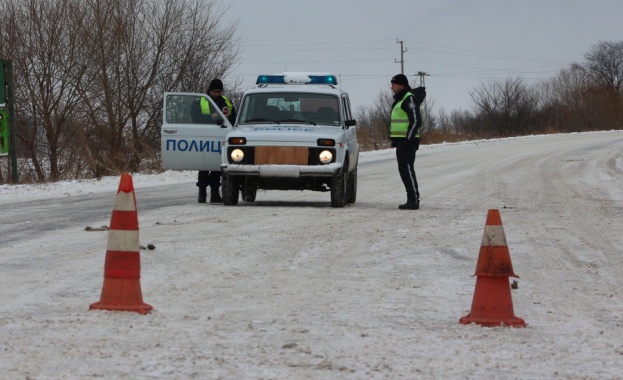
[{"left": 227, "top": 146, "right": 336, "bottom": 165}]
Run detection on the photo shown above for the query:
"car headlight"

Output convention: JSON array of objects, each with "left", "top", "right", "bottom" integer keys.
[
  {"left": 230, "top": 148, "right": 245, "bottom": 163},
  {"left": 318, "top": 150, "right": 333, "bottom": 164}
]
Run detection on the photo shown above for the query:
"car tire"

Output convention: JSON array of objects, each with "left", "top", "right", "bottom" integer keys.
[
  {"left": 346, "top": 168, "right": 357, "bottom": 204},
  {"left": 222, "top": 174, "right": 239, "bottom": 206},
  {"left": 330, "top": 166, "right": 347, "bottom": 208}
]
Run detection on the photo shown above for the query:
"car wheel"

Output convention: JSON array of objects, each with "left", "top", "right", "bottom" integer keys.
[
  {"left": 222, "top": 174, "right": 239, "bottom": 206},
  {"left": 330, "top": 167, "right": 347, "bottom": 208},
  {"left": 346, "top": 168, "right": 357, "bottom": 204}
]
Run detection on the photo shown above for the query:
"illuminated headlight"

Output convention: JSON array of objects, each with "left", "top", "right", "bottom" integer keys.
[
  {"left": 318, "top": 150, "right": 333, "bottom": 164},
  {"left": 230, "top": 148, "right": 245, "bottom": 163}
]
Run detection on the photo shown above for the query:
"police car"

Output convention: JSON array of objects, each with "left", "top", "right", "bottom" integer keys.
[
  {"left": 220, "top": 72, "right": 359, "bottom": 207},
  {"left": 160, "top": 72, "right": 358, "bottom": 207}
]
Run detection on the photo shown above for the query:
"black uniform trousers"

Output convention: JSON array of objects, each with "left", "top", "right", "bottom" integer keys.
[
  {"left": 197, "top": 171, "right": 221, "bottom": 194},
  {"left": 395, "top": 139, "right": 420, "bottom": 201}
]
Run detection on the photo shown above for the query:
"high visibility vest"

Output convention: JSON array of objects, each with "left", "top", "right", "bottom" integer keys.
[
  {"left": 200, "top": 96, "right": 233, "bottom": 116},
  {"left": 390, "top": 92, "right": 419, "bottom": 138}
]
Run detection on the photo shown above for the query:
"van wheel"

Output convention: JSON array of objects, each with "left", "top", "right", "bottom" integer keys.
[
  {"left": 330, "top": 168, "right": 347, "bottom": 208},
  {"left": 222, "top": 175, "right": 239, "bottom": 206},
  {"left": 346, "top": 168, "right": 357, "bottom": 204}
]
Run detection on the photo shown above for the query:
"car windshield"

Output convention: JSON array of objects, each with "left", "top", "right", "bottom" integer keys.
[{"left": 239, "top": 93, "right": 340, "bottom": 126}]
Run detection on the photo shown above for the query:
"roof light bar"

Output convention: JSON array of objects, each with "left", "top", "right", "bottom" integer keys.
[
  {"left": 256, "top": 72, "right": 338, "bottom": 85},
  {"left": 256, "top": 75, "right": 285, "bottom": 84}
]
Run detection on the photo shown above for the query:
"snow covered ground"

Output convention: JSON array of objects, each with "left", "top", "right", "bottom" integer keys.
[{"left": 1, "top": 131, "right": 622, "bottom": 379}]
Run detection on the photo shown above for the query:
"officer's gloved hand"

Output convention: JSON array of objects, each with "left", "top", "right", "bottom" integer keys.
[{"left": 211, "top": 113, "right": 223, "bottom": 123}]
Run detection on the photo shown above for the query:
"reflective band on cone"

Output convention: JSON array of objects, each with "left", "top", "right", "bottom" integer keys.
[{"left": 90, "top": 173, "right": 153, "bottom": 314}]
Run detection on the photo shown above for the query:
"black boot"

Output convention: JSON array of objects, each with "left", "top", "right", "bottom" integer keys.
[
  {"left": 210, "top": 187, "right": 222, "bottom": 204},
  {"left": 399, "top": 196, "right": 419, "bottom": 210},
  {"left": 198, "top": 187, "right": 207, "bottom": 203}
]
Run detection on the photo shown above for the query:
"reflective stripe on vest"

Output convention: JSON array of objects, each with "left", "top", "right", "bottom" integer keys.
[
  {"left": 200, "top": 97, "right": 211, "bottom": 115},
  {"left": 222, "top": 96, "right": 233, "bottom": 116},
  {"left": 390, "top": 92, "right": 418, "bottom": 138},
  {"left": 200, "top": 96, "right": 233, "bottom": 116}
]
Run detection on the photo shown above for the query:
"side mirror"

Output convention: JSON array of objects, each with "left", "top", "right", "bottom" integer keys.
[{"left": 345, "top": 119, "right": 356, "bottom": 127}]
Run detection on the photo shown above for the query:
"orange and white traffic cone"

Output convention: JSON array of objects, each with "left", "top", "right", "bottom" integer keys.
[
  {"left": 90, "top": 173, "right": 153, "bottom": 314},
  {"left": 459, "top": 209, "right": 525, "bottom": 327}
]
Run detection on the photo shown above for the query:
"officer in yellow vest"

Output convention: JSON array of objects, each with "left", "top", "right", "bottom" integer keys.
[
  {"left": 390, "top": 74, "right": 421, "bottom": 210},
  {"left": 191, "top": 79, "right": 237, "bottom": 203}
]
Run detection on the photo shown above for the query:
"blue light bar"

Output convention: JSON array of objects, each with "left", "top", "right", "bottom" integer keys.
[
  {"left": 256, "top": 75, "right": 286, "bottom": 84},
  {"left": 307, "top": 75, "right": 338, "bottom": 85},
  {"left": 256, "top": 73, "right": 338, "bottom": 85}
]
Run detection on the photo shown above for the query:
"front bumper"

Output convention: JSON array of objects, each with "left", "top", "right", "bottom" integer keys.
[{"left": 223, "top": 163, "right": 342, "bottom": 178}]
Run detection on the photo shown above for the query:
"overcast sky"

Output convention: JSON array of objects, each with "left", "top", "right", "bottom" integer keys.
[{"left": 220, "top": 0, "right": 623, "bottom": 114}]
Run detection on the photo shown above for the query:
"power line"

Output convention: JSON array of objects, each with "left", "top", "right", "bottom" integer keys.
[
  {"left": 404, "top": 39, "right": 568, "bottom": 64},
  {"left": 240, "top": 38, "right": 396, "bottom": 48},
  {"left": 243, "top": 47, "right": 395, "bottom": 53},
  {"left": 240, "top": 38, "right": 569, "bottom": 65}
]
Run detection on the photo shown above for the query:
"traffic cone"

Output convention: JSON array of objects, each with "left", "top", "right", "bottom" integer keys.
[
  {"left": 90, "top": 173, "right": 153, "bottom": 314},
  {"left": 459, "top": 209, "right": 525, "bottom": 327}
]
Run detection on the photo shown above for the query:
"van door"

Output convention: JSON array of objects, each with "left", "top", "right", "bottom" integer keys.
[{"left": 161, "top": 92, "right": 233, "bottom": 171}]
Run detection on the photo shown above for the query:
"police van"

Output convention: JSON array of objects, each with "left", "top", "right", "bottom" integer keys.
[{"left": 161, "top": 72, "right": 359, "bottom": 207}]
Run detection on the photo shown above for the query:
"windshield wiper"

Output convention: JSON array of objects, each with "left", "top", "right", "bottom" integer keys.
[
  {"left": 242, "top": 118, "right": 280, "bottom": 124},
  {"left": 278, "top": 119, "right": 317, "bottom": 126}
]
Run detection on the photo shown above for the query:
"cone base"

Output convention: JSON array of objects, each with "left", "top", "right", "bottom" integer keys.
[
  {"left": 90, "top": 278, "right": 153, "bottom": 314},
  {"left": 460, "top": 276, "right": 526, "bottom": 328},
  {"left": 89, "top": 301, "right": 153, "bottom": 314},
  {"left": 459, "top": 314, "right": 526, "bottom": 328}
]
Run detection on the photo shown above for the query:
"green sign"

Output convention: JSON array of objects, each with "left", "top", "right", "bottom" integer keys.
[
  {"left": 0, "top": 60, "right": 5, "bottom": 105},
  {"left": 0, "top": 108, "right": 8, "bottom": 155}
]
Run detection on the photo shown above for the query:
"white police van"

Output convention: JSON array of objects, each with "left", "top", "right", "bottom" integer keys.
[
  {"left": 160, "top": 72, "right": 358, "bottom": 207},
  {"left": 220, "top": 72, "right": 359, "bottom": 207}
]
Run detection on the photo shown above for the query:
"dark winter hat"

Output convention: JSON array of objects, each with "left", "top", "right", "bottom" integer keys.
[
  {"left": 390, "top": 74, "right": 409, "bottom": 87},
  {"left": 208, "top": 79, "right": 224, "bottom": 92}
]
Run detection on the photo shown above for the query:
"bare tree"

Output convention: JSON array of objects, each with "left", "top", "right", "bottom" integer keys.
[
  {"left": 0, "top": 0, "right": 239, "bottom": 182},
  {"left": 469, "top": 76, "right": 538, "bottom": 137},
  {"left": 583, "top": 40, "right": 623, "bottom": 94},
  {"left": 0, "top": 0, "right": 87, "bottom": 181},
  {"left": 354, "top": 90, "right": 393, "bottom": 150},
  {"left": 433, "top": 108, "right": 473, "bottom": 141},
  {"left": 578, "top": 41, "right": 623, "bottom": 129},
  {"left": 75, "top": 0, "right": 239, "bottom": 175},
  {"left": 539, "top": 65, "right": 592, "bottom": 132},
  {"left": 419, "top": 97, "right": 436, "bottom": 136}
]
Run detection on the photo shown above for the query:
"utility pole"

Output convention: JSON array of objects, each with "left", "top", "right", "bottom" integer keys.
[
  {"left": 415, "top": 71, "right": 430, "bottom": 131},
  {"left": 395, "top": 39, "right": 407, "bottom": 74},
  {"left": 416, "top": 71, "right": 430, "bottom": 87}
]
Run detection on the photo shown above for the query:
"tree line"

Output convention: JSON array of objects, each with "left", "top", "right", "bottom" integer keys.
[
  {"left": 0, "top": 0, "right": 238, "bottom": 183},
  {"left": 357, "top": 40, "right": 623, "bottom": 149},
  {"left": 1, "top": 0, "right": 621, "bottom": 183}
]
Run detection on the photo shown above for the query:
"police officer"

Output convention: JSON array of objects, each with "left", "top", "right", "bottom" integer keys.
[
  {"left": 390, "top": 74, "right": 421, "bottom": 210},
  {"left": 192, "top": 79, "right": 237, "bottom": 203}
]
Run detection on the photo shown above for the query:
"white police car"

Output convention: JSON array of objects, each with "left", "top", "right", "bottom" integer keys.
[
  {"left": 221, "top": 72, "right": 359, "bottom": 207},
  {"left": 160, "top": 72, "right": 359, "bottom": 207}
]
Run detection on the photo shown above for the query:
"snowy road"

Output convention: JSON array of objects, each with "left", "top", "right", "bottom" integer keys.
[{"left": 1, "top": 131, "right": 622, "bottom": 379}]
